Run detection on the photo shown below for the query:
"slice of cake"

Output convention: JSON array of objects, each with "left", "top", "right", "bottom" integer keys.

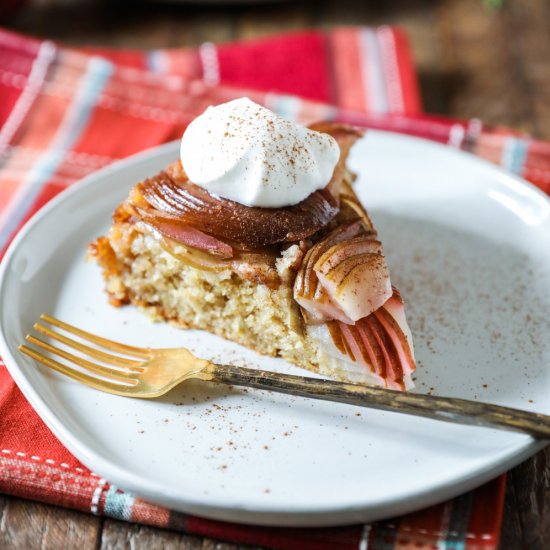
[{"left": 90, "top": 98, "right": 416, "bottom": 390}]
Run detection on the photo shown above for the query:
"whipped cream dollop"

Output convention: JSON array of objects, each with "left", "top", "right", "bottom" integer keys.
[{"left": 180, "top": 98, "right": 340, "bottom": 208}]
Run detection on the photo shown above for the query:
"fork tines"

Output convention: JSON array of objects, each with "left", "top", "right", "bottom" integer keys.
[{"left": 19, "top": 314, "right": 149, "bottom": 393}]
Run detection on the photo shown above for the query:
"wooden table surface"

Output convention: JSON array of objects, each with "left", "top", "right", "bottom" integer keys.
[{"left": 2, "top": 0, "right": 550, "bottom": 548}]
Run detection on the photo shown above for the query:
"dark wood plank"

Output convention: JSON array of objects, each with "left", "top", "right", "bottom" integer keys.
[
  {"left": 499, "top": 470, "right": 523, "bottom": 550},
  {"left": 201, "top": 539, "right": 264, "bottom": 550},
  {"left": 0, "top": 495, "right": 101, "bottom": 550},
  {"left": 9, "top": 1, "right": 239, "bottom": 48},
  {"left": 507, "top": 447, "right": 550, "bottom": 550},
  {"left": 438, "top": 0, "right": 521, "bottom": 127},
  {"left": 100, "top": 518, "right": 258, "bottom": 550},
  {"left": 0, "top": 494, "right": 8, "bottom": 536},
  {"left": 436, "top": 0, "right": 550, "bottom": 138},
  {"left": 236, "top": 2, "right": 312, "bottom": 39},
  {"left": 503, "top": 0, "right": 550, "bottom": 139},
  {"left": 100, "top": 518, "right": 203, "bottom": 550}
]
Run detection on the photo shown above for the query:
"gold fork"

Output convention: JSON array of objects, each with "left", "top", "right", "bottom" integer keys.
[{"left": 19, "top": 314, "right": 550, "bottom": 439}]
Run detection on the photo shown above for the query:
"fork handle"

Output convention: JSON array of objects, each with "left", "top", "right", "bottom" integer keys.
[{"left": 208, "top": 364, "right": 550, "bottom": 439}]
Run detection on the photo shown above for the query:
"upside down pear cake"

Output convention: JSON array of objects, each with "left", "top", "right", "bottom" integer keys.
[{"left": 90, "top": 98, "right": 416, "bottom": 390}]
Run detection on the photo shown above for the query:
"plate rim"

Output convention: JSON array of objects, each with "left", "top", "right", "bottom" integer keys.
[{"left": 0, "top": 131, "right": 549, "bottom": 526}]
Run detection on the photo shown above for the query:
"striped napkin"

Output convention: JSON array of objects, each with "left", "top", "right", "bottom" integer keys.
[{"left": 2, "top": 25, "right": 546, "bottom": 549}]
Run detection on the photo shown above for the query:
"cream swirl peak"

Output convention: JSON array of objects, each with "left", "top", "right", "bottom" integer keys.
[{"left": 180, "top": 98, "right": 340, "bottom": 208}]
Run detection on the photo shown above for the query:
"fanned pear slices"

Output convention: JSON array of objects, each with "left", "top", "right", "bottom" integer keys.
[
  {"left": 294, "top": 212, "right": 416, "bottom": 390},
  {"left": 309, "top": 290, "right": 415, "bottom": 390},
  {"left": 314, "top": 236, "right": 391, "bottom": 322},
  {"left": 294, "top": 222, "right": 392, "bottom": 323}
]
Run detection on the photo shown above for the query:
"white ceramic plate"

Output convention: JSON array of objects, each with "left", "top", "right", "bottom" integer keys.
[{"left": 1, "top": 132, "right": 550, "bottom": 527}]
